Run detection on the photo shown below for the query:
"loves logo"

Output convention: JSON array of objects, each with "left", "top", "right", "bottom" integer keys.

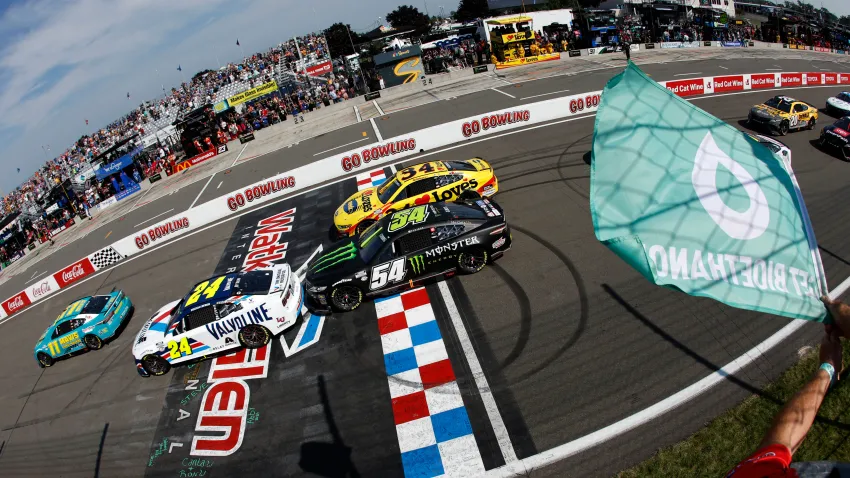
[
  {"left": 507, "top": 35, "right": 515, "bottom": 41},
  {"left": 414, "top": 194, "right": 431, "bottom": 205},
  {"left": 54, "top": 258, "right": 96, "bottom": 287},
  {"left": 3, "top": 291, "right": 31, "bottom": 315}
]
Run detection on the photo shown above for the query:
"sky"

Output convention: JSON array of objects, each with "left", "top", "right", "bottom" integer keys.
[{"left": 0, "top": 0, "right": 409, "bottom": 193}]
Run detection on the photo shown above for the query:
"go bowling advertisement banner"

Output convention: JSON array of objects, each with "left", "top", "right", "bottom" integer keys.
[{"left": 590, "top": 63, "right": 827, "bottom": 321}]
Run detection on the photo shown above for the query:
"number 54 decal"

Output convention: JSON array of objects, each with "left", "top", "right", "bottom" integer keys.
[{"left": 371, "top": 258, "right": 406, "bottom": 290}]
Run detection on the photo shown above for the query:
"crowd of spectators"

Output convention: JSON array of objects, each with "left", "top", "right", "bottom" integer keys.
[{"left": 0, "top": 33, "right": 335, "bottom": 229}]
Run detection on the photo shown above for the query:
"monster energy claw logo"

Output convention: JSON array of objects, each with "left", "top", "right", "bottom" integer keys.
[
  {"left": 311, "top": 242, "right": 357, "bottom": 273},
  {"left": 408, "top": 255, "right": 425, "bottom": 275}
]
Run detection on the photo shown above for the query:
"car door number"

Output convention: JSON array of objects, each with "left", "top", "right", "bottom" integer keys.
[
  {"left": 167, "top": 337, "right": 193, "bottom": 359},
  {"left": 371, "top": 258, "right": 406, "bottom": 290},
  {"left": 789, "top": 115, "right": 798, "bottom": 127}
]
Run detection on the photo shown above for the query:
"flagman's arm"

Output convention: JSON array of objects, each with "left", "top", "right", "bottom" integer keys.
[{"left": 727, "top": 331, "right": 841, "bottom": 476}]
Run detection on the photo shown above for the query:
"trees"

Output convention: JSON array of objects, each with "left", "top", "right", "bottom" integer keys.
[
  {"left": 325, "top": 23, "right": 361, "bottom": 59},
  {"left": 455, "top": 0, "right": 488, "bottom": 23},
  {"left": 386, "top": 5, "right": 431, "bottom": 35}
]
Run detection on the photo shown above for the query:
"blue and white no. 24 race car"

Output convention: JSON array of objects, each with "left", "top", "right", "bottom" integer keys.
[
  {"left": 132, "top": 264, "right": 302, "bottom": 377},
  {"left": 34, "top": 290, "right": 134, "bottom": 368}
]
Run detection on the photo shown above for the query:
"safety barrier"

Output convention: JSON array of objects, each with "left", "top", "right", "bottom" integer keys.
[{"left": 2, "top": 69, "right": 850, "bottom": 319}]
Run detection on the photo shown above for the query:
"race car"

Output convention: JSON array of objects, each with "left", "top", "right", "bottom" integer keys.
[
  {"left": 307, "top": 199, "right": 511, "bottom": 312},
  {"left": 132, "top": 264, "right": 302, "bottom": 377},
  {"left": 747, "top": 96, "right": 819, "bottom": 136},
  {"left": 818, "top": 116, "right": 850, "bottom": 161},
  {"left": 746, "top": 132, "right": 792, "bottom": 165},
  {"left": 826, "top": 92, "right": 850, "bottom": 117},
  {"left": 34, "top": 290, "right": 133, "bottom": 368},
  {"left": 333, "top": 158, "right": 498, "bottom": 237}
]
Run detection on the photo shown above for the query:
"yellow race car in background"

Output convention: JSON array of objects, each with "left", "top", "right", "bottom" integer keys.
[
  {"left": 747, "top": 95, "right": 819, "bottom": 136},
  {"left": 334, "top": 158, "right": 498, "bottom": 237}
]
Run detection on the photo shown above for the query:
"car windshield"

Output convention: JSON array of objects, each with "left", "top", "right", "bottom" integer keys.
[
  {"left": 759, "top": 141, "right": 781, "bottom": 153},
  {"left": 81, "top": 296, "right": 110, "bottom": 314},
  {"left": 358, "top": 224, "right": 389, "bottom": 262},
  {"left": 837, "top": 93, "right": 850, "bottom": 103},
  {"left": 764, "top": 97, "right": 793, "bottom": 113},
  {"left": 835, "top": 118, "right": 850, "bottom": 129},
  {"left": 377, "top": 177, "right": 402, "bottom": 203}
]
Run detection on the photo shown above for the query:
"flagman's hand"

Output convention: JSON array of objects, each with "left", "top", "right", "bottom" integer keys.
[{"left": 822, "top": 296, "right": 850, "bottom": 339}]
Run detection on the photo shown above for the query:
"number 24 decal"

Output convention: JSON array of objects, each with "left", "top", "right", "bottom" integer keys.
[
  {"left": 167, "top": 337, "right": 193, "bottom": 359},
  {"left": 371, "top": 258, "right": 406, "bottom": 290},
  {"left": 185, "top": 276, "right": 226, "bottom": 307}
]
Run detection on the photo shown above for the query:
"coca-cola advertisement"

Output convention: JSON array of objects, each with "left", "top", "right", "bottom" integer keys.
[
  {"left": 54, "top": 258, "right": 96, "bottom": 288},
  {"left": 3, "top": 292, "right": 31, "bottom": 315},
  {"left": 26, "top": 276, "right": 59, "bottom": 302}
]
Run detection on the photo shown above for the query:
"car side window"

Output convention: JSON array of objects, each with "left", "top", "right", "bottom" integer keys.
[
  {"left": 434, "top": 174, "right": 462, "bottom": 188},
  {"left": 793, "top": 104, "right": 806, "bottom": 113},
  {"left": 396, "top": 229, "right": 433, "bottom": 255},
  {"left": 51, "top": 327, "right": 62, "bottom": 339},
  {"left": 406, "top": 177, "right": 437, "bottom": 197},
  {"left": 373, "top": 243, "right": 395, "bottom": 264},
  {"left": 433, "top": 224, "right": 466, "bottom": 242}
]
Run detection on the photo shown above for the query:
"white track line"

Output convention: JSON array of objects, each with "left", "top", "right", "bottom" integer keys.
[
  {"left": 312, "top": 138, "right": 369, "bottom": 157},
  {"left": 354, "top": 105, "right": 362, "bottom": 122},
  {"left": 230, "top": 144, "right": 248, "bottom": 167},
  {"left": 674, "top": 72, "right": 702, "bottom": 76},
  {"left": 373, "top": 99, "right": 385, "bottom": 116},
  {"left": 128, "top": 185, "right": 154, "bottom": 211},
  {"left": 718, "top": 66, "right": 728, "bottom": 70},
  {"left": 438, "top": 281, "right": 518, "bottom": 464},
  {"left": 217, "top": 181, "right": 222, "bottom": 189},
  {"left": 520, "top": 89, "right": 570, "bottom": 100},
  {"left": 491, "top": 87, "right": 517, "bottom": 99},
  {"left": 134, "top": 208, "right": 174, "bottom": 228},
  {"left": 369, "top": 117, "right": 384, "bottom": 142}
]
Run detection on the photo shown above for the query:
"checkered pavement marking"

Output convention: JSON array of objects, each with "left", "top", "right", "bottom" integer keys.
[
  {"left": 375, "top": 287, "right": 484, "bottom": 477},
  {"left": 356, "top": 168, "right": 387, "bottom": 191}
]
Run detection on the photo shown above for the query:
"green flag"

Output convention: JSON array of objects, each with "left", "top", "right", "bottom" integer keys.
[{"left": 590, "top": 63, "right": 827, "bottom": 322}]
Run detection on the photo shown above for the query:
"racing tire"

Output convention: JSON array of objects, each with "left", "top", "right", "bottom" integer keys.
[
  {"left": 458, "top": 191, "right": 481, "bottom": 203},
  {"left": 778, "top": 121, "right": 789, "bottom": 136},
  {"left": 330, "top": 285, "right": 363, "bottom": 312},
  {"left": 808, "top": 117, "right": 817, "bottom": 130},
  {"left": 458, "top": 249, "right": 488, "bottom": 274},
  {"left": 141, "top": 354, "right": 170, "bottom": 376},
  {"left": 238, "top": 324, "right": 271, "bottom": 349},
  {"left": 355, "top": 220, "right": 375, "bottom": 237},
  {"left": 37, "top": 352, "right": 54, "bottom": 368},
  {"left": 83, "top": 334, "right": 103, "bottom": 350}
]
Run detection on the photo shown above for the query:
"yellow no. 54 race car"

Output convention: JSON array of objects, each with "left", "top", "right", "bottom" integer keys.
[
  {"left": 747, "top": 95, "right": 819, "bottom": 136},
  {"left": 334, "top": 158, "right": 498, "bottom": 236}
]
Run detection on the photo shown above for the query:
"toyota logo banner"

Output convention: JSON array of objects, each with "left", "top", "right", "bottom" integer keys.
[{"left": 590, "top": 63, "right": 827, "bottom": 321}]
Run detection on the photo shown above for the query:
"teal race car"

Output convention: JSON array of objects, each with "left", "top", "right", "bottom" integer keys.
[{"left": 34, "top": 290, "right": 133, "bottom": 368}]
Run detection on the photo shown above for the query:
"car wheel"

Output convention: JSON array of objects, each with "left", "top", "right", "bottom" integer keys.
[
  {"left": 83, "top": 334, "right": 103, "bottom": 350},
  {"left": 808, "top": 117, "right": 816, "bottom": 130},
  {"left": 842, "top": 147, "right": 850, "bottom": 162},
  {"left": 778, "top": 121, "right": 789, "bottom": 136},
  {"left": 355, "top": 220, "right": 375, "bottom": 237},
  {"left": 330, "top": 285, "right": 363, "bottom": 312},
  {"left": 458, "top": 190, "right": 480, "bottom": 202},
  {"left": 238, "top": 324, "right": 271, "bottom": 349},
  {"left": 141, "top": 354, "right": 170, "bottom": 376},
  {"left": 37, "top": 352, "right": 54, "bottom": 368},
  {"left": 458, "top": 249, "right": 488, "bottom": 274}
]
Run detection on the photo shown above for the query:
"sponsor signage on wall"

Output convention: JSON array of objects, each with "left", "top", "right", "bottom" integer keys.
[{"left": 54, "top": 258, "right": 96, "bottom": 287}]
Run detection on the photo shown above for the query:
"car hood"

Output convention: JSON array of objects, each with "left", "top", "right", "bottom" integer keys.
[
  {"left": 305, "top": 240, "right": 368, "bottom": 286},
  {"left": 335, "top": 189, "right": 383, "bottom": 225},
  {"left": 827, "top": 97, "right": 850, "bottom": 109},
  {"left": 824, "top": 125, "right": 850, "bottom": 139},
  {"left": 132, "top": 300, "right": 180, "bottom": 357},
  {"left": 750, "top": 105, "right": 785, "bottom": 117}
]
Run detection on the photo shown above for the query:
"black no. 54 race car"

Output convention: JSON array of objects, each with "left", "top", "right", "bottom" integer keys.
[{"left": 305, "top": 199, "right": 512, "bottom": 312}]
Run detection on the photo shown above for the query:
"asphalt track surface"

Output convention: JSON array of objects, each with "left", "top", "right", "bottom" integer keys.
[{"left": 0, "top": 57, "right": 849, "bottom": 477}]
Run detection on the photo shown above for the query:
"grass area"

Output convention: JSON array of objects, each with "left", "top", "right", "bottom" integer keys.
[{"left": 619, "top": 345, "right": 850, "bottom": 477}]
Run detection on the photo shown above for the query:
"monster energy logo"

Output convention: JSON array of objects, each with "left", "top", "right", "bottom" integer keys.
[
  {"left": 408, "top": 255, "right": 425, "bottom": 275},
  {"left": 311, "top": 242, "right": 357, "bottom": 273}
]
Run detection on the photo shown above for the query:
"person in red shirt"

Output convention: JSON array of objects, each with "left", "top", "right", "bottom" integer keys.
[
  {"left": 193, "top": 139, "right": 203, "bottom": 155},
  {"left": 727, "top": 296, "right": 847, "bottom": 478},
  {"left": 204, "top": 136, "right": 214, "bottom": 151}
]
